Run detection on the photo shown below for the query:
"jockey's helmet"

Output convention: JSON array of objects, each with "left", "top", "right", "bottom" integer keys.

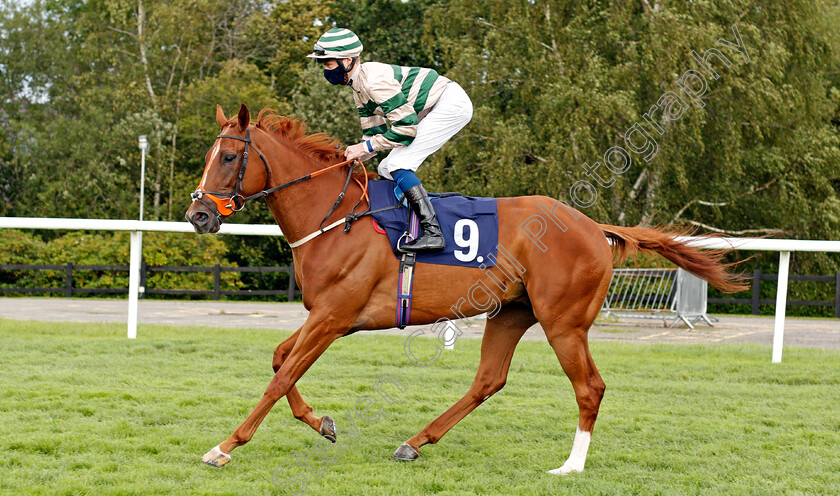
[{"left": 307, "top": 28, "right": 363, "bottom": 60}]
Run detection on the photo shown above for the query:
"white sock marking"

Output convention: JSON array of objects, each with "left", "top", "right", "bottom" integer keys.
[{"left": 547, "top": 427, "right": 591, "bottom": 475}]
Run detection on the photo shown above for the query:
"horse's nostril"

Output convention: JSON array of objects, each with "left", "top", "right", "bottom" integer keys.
[{"left": 194, "top": 211, "right": 209, "bottom": 224}]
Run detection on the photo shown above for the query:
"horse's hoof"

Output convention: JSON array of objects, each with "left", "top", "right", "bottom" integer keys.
[
  {"left": 320, "top": 415, "right": 336, "bottom": 443},
  {"left": 547, "top": 464, "right": 583, "bottom": 476},
  {"left": 393, "top": 443, "right": 419, "bottom": 461},
  {"left": 201, "top": 445, "right": 231, "bottom": 468}
]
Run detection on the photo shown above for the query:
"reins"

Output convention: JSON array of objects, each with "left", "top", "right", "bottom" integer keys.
[{"left": 190, "top": 128, "right": 372, "bottom": 247}]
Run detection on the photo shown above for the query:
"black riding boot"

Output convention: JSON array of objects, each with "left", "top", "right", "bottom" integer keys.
[{"left": 400, "top": 184, "right": 445, "bottom": 253}]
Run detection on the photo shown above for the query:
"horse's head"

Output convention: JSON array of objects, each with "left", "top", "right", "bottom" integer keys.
[{"left": 185, "top": 104, "right": 270, "bottom": 234}]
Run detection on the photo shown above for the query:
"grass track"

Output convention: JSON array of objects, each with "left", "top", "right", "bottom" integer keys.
[{"left": 1, "top": 318, "right": 839, "bottom": 495}]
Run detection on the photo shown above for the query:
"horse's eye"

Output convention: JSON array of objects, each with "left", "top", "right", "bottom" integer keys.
[{"left": 222, "top": 153, "right": 236, "bottom": 163}]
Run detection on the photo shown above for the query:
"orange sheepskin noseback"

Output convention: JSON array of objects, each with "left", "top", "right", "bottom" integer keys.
[{"left": 194, "top": 187, "right": 234, "bottom": 216}]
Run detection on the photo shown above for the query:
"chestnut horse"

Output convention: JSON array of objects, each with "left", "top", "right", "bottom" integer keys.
[{"left": 185, "top": 104, "right": 745, "bottom": 474}]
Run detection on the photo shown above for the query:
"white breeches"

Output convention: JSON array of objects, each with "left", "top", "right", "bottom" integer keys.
[{"left": 378, "top": 81, "right": 473, "bottom": 179}]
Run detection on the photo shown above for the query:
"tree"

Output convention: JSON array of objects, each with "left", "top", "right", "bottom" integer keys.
[{"left": 418, "top": 0, "right": 840, "bottom": 242}]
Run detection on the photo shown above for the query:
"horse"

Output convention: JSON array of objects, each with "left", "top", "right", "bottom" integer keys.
[{"left": 185, "top": 104, "right": 746, "bottom": 474}]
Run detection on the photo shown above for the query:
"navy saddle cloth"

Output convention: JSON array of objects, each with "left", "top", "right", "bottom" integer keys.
[{"left": 366, "top": 179, "right": 499, "bottom": 268}]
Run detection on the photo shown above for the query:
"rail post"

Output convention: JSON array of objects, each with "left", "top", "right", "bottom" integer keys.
[
  {"left": 835, "top": 271, "right": 840, "bottom": 319},
  {"left": 127, "top": 231, "right": 143, "bottom": 339},
  {"left": 772, "top": 251, "right": 791, "bottom": 363},
  {"left": 140, "top": 260, "right": 147, "bottom": 299},
  {"left": 65, "top": 262, "right": 74, "bottom": 298},
  {"left": 287, "top": 265, "right": 296, "bottom": 302},
  {"left": 213, "top": 263, "right": 221, "bottom": 300}
]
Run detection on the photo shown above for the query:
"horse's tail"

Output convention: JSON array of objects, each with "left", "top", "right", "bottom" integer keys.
[{"left": 598, "top": 224, "right": 748, "bottom": 294}]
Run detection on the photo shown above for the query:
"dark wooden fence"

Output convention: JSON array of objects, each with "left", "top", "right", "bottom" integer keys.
[
  {"left": 0, "top": 262, "right": 300, "bottom": 301},
  {"left": 708, "top": 269, "right": 840, "bottom": 318}
]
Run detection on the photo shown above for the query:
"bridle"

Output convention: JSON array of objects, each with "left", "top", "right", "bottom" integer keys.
[
  {"left": 190, "top": 128, "right": 369, "bottom": 242},
  {"left": 190, "top": 129, "right": 272, "bottom": 218}
]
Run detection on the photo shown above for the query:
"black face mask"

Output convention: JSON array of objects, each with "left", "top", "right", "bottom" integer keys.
[
  {"left": 323, "top": 66, "right": 347, "bottom": 85},
  {"left": 323, "top": 58, "right": 357, "bottom": 86}
]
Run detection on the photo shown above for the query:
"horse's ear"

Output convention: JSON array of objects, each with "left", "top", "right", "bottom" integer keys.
[
  {"left": 237, "top": 104, "right": 250, "bottom": 130},
  {"left": 215, "top": 105, "right": 227, "bottom": 128}
]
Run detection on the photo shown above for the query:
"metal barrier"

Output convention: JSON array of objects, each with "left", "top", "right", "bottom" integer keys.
[
  {"left": 601, "top": 268, "right": 712, "bottom": 329},
  {"left": 602, "top": 268, "right": 677, "bottom": 320},
  {"left": 673, "top": 268, "right": 712, "bottom": 328}
]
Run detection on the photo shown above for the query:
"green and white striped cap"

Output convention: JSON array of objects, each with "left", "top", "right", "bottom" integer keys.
[{"left": 307, "top": 28, "right": 363, "bottom": 59}]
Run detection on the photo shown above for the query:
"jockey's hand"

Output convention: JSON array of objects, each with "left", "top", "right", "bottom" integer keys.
[{"left": 345, "top": 142, "right": 376, "bottom": 162}]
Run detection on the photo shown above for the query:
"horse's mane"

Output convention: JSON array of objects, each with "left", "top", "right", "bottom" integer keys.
[{"left": 255, "top": 109, "right": 341, "bottom": 164}]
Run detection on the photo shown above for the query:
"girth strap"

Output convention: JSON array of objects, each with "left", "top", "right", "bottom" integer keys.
[{"left": 396, "top": 252, "right": 417, "bottom": 329}]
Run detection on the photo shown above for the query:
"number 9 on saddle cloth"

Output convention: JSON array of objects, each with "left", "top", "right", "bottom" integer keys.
[{"left": 366, "top": 179, "right": 499, "bottom": 268}]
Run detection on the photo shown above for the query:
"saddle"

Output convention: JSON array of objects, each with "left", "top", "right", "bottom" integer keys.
[
  {"left": 364, "top": 180, "right": 499, "bottom": 268},
  {"left": 351, "top": 180, "right": 500, "bottom": 329}
]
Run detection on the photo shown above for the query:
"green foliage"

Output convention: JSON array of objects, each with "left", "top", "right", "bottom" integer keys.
[
  {"left": 141, "top": 231, "right": 242, "bottom": 293},
  {"left": 331, "top": 0, "right": 440, "bottom": 68},
  {"left": 0, "top": 229, "right": 237, "bottom": 294},
  {"left": 258, "top": 0, "right": 334, "bottom": 95},
  {"left": 0, "top": 230, "right": 48, "bottom": 291}
]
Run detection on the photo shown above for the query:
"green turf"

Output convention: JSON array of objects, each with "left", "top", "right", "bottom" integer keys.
[{"left": 1, "top": 319, "right": 838, "bottom": 496}]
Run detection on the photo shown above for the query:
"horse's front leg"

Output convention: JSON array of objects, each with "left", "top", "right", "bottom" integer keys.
[
  {"left": 201, "top": 314, "right": 348, "bottom": 467},
  {"left": 272, "top": 330, "right": 336, "bottom": 442}
]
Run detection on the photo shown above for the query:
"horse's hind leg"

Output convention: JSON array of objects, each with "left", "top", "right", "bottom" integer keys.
[
  {"left": 543, "top": 324, "right": 606, "bottom": 475},
  {"left": 272, "top": 331, "right": 337, "bottom": 442},
  {"left": 394, "top": 303, "right": 536, "bottom": 460}
]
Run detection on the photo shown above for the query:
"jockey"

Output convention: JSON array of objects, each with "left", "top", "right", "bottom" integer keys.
[{"left": 307, "top": 28, "right": 473, "bottom": 253}]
